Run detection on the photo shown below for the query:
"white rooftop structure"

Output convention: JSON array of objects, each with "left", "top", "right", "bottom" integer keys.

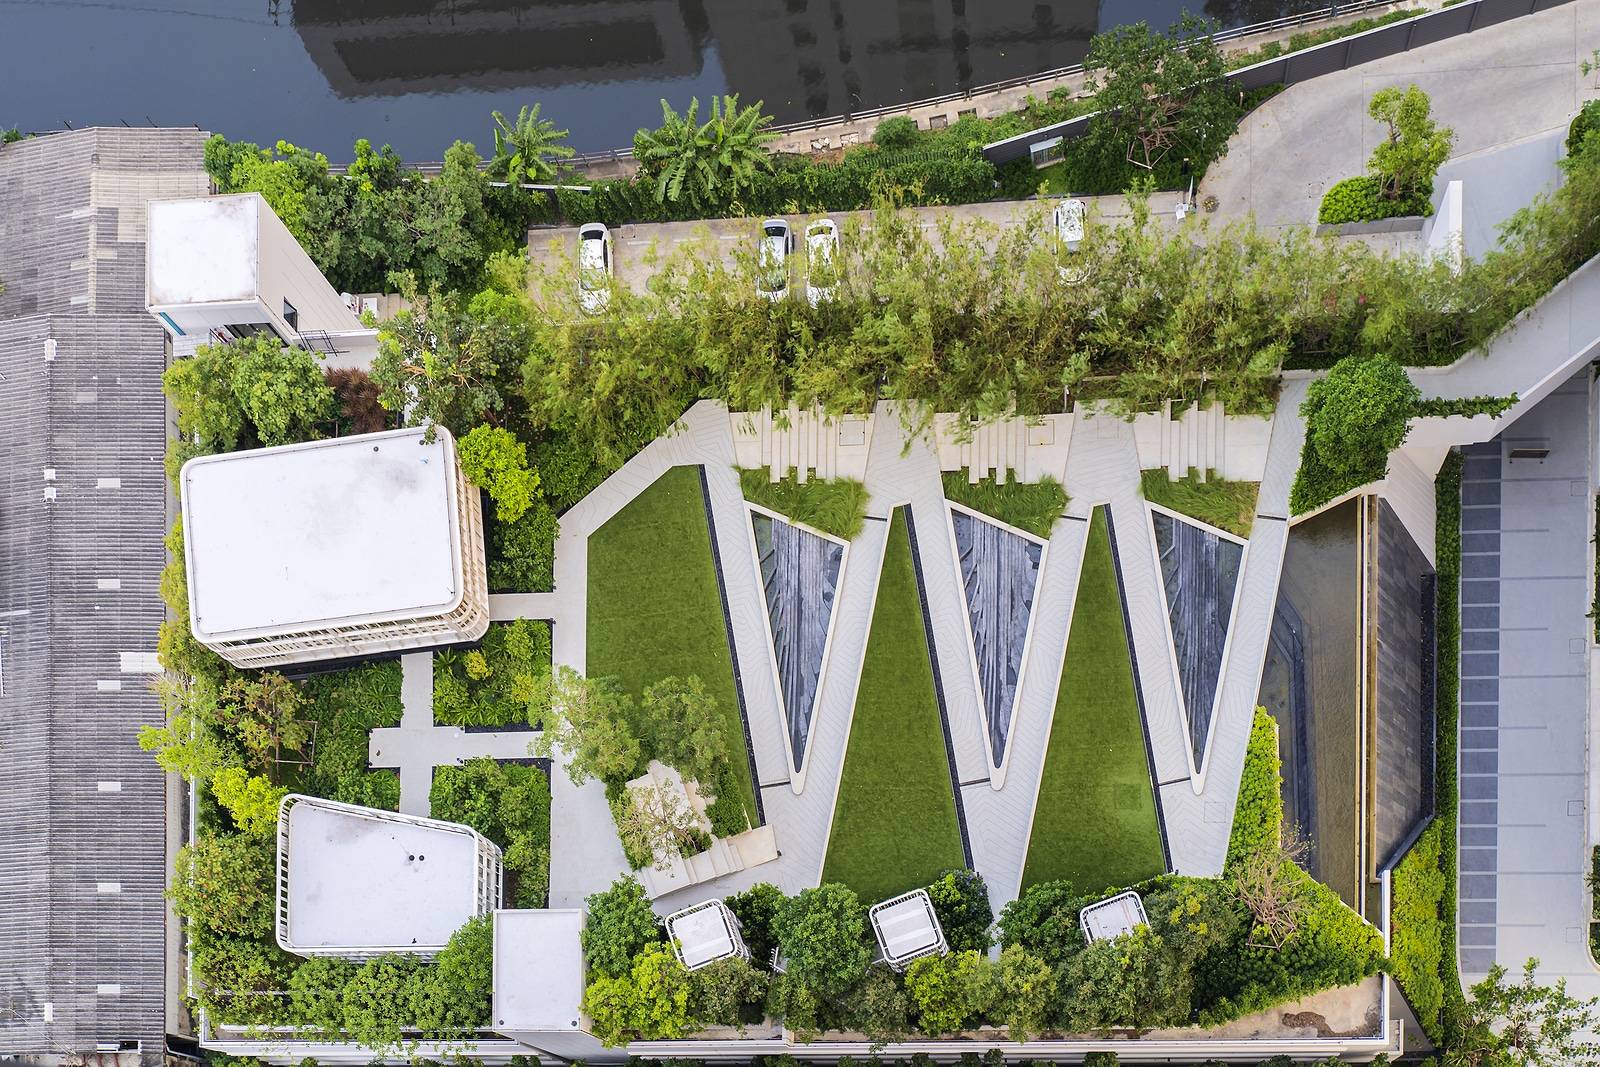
[
  {"left": 275, "top": 794, "right": 501, "bottom": 958},
  {"left": 181, "top": 426, "right": 489, "bottom": 667},
  {"left": 665, "top": 899, "right": 748, "bottom": 970},
  {"left": 493, "top": 909, "right": 608, "bottom": 1061},
  {"left": 146, "top": 193, "right": 377, "bottom": 362},
  {"left": 869, "top": 888, "right": 948, "bottom": 970},
  {"left": 1079, "top": 890, "right": 1150, "bottom": 943}
]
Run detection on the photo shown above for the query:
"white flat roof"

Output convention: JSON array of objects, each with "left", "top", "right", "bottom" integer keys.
[
  {"left": 147, "top": 194, "right": 261, "bottom": 307},
  {"left": 666, "top": 901, "right": 740, "bottom": 969},
  {"left": 871, "top": 891, "right": 943, "bottom": 962},
  {"left": 282, "top": 798, "right": 482, "bottom": 953},
  {"left": 493, "top": 910, "right": 587, "bottom": 1031},
  {"left": 181, "top": 427, "right": 464, "bottom": 640},
  {"left": 1079, "top": 890, "right": 1149, "bottom": 943}
]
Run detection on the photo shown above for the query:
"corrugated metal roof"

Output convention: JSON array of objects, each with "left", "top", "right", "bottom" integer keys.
[{"left": 0, "top": 127, "right": 209, "bottom": 1060}]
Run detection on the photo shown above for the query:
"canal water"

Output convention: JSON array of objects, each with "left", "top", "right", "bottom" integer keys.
[{"left": 1, "top": 0, "right": 1323, "bottom": 161}]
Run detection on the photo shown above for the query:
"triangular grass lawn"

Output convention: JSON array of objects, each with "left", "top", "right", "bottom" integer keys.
[
  {"left": 821, "top": 508, "right": 965, "bottom": 902},
  {"left": 1020, "top": 507, "right": 1166, "bottom": 891},
  {"left": 586, "top": 465, "right": 758, "bottom": 825}
]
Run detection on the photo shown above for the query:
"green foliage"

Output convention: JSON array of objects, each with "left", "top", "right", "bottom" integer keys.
[
  {"left": 533, "top": 666, "right": 645, "bottom": 785},
  {"left": 1449, "top": 959, "right": 1600, "bottom": 1066},
  {"left": 582, "top": 876, "right": 664, "bottom": 980},
  {"left": 1367, "top": 85, "right": 1454, "bottom": 203},
  {"left": 1056, "top": 925, "right": 1191, "bottom": 1031},
  {"left": 1414, "top": 395, "right": 1517, "bottom": 419},
  {"left": 772, "top": 883, "right": 873, "bottom": 998},
  {"left": 873, "top": 116, "right": 919, "bottom": 149},
  {"left": 210, "top": 767, "right": 285, "bottom": 837},
  {"left": 687, "top": 956, "right": 769, "bottom": 1030},
  {"left": 641, "top": 674, "right": 729, "bottom": 787},
  {"left": 844, "top": 964, "right": 912, "bottom": 1045},
  {"left": 1227, "top": 708, "right": 1283, "bottom": 868},
  {"left": 531, "top": 430, "right": 612, "bottom": 511},
  {"left": 287, "top": 956, "right": 356, "bottom": 1036},
  {"left": 632, "top": 95, "right": 777, "bottom": 211},
  {"left": 433, "top": 619, "right": 552, "bottom": 727},
  {"left": 415, "top": 915, "right": 495, "bottom": 1036},
  {"left": 190, "top": 932, "right": 297, "bottom": 1026},
  {"left": 343, "top": 953, "right": 422, "bottom": 1053},
  {"left": 583, "top": 942, "right": 694, "bottom": 1046},
  {"left": 726, "top": 882, "right": 786, "bottom": 969},
  {"left": 941, "top": 471, "right": 1070, "bottom": 539},
  {"left": 1570, "top": 100, "right": 1600, "bottom": 156},
  {"left": 1291, "top": 355, "right": 1420, "bottom": 514},
  {"left": 459, "top": 423, "right": 540, "bottom": 522},
  {"left": 487, "top": 493, "right": 558, "bottom": 593},
  {"left": 998, "top": 879, "right": 1090, "bottom": 968},
  {"left": 489, "top": 104, "right": 574, "bottom": 185},
  {"left": 430, "top": 758, "right": 552, "bottom": 907},
  {"left": 292, "top": 662, "right": 405, "bottom": 809},
  {"left": 925, "top": 868, "right": 994, "bottom": 954},
  {"left": 1391, "top": 822, "right": 1449, "bottom": 1036},
  {"left": 739, "top": 468, "right": 869, "bottom": 540},
  {"left": 995, "top": 943, "right": 1057, "bottom": 1042},
  {"left": 904, "top": 950, "right": 998, "bottom": 1034},
  {"left": 170, "top": 833, "right": 276, "bottom": 941},
  {"left": 1227, "top": 9, "right": 1427, "bottom": 68},
  {"left": 1139, "top": 468, "right": 1259, "bottom": 539},
  {"left": 1318, "top": 175, "right": 1432, "bottom": 225},
  {"left": 164, "top": 335, "right": 334, "bottom": 455}
]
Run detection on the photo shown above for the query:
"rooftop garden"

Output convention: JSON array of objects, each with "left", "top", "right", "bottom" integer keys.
[
  {"left": 821, "top": 508, "right": 965, "bottom": 902},
  {"left": 942, "top": 470, "right": 1070, "bottom": 540},
  {"left": 1141, "top": 468, "right": 1259, "bottom": 539},
  {"left": 739, "top": 467, "right": 869, "bottom": 541},
  {"left": 1021, "top": 507, "right": 1165, "bottom": 890}
]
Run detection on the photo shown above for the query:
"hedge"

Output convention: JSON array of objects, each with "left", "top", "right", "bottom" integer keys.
[
  {"left": 1570, "top": 99, "right": 1600, "bottom": 156},
  {"left": 1318, "top": 175, "right": 1432, "bottom": 225}
]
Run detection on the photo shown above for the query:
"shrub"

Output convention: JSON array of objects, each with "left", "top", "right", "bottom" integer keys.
[
  {"left": 343, "top": 954, "right": 422, "bottom": 1052},
  {"left": 532, "top": 430, "right": 612, "bottom": 511},
  {"left": 1290, "top": 355, "right": 1420, "bottom": 514},
  {"left": 727, "top": 882, "right": 786, "bottom": 969},
  {"left": 287, "top": 956, "right": 356, "bottom": 1036},
  {"left": 687, "top": 956, "right": 769, "bottom": 1030},
  {"left": 326, "top": 367, "right": 389, "bottom": 435},
  {"left": 1318, "top": 175, "right": 1431, "bottom": 225},
  {"left": 169, "top": 833, "right": 276, "bottom": 941},
  {"left": 430, "top": 757, "right": 552, "bottom": 907},
  {"left": 842, "top": 964, "right": 912, "bottom": 1044},
  {"left": 772, "top": 883, "right": 872, "bottom": 997},
  {"left": 1390, "top": 822, "right": 1449, "bottom": 1034},
  {"left": 459, "top": 423, "right": 540, "bottom": 522},
  {"left": 487, "top": 494, "right": 558, "bottom": 593},
  {"left": 995, "top": 943, "right": 1056, "bottom": 1042},
  {"left": 1057, "top": 926, "right": 1191, "bottom": 1031},
  {"left": 872, "top": 116, "right": 919, "bottom": 149},
  {"left": 582, "top": 876, "right": 663, "bottom": 979},
  {"left": 433, "top": 619, "right": 552, "bottom": 728},
  {"left": 1227, "top": 709, "right": 1283, "bottom": 867},
  {"left": 583, "top": 942, "right": 694, "bottom": 1045},
  {"left": 209, "top": 767, "right": 285, "bottom": 837},
  {"left": 1569, "top": 100, "right": 1600, "bottom": 155},
  {"left": 191, "top": 932, "right": 297, "bottom": 1026},
  {"left": 925, "top": 868, "right": 994, "bottom": 953},
  {"left": 905, "top": 950, "right": 997, "bottom": 1034},
  {"left": 293, "top": 661, "right": 404, "bottom": 808},
  {"left": 997, "top": 879, "right": 1090, "bottom": 967}
]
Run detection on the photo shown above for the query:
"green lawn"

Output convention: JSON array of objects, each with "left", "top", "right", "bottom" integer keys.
[
  {"left": 1021, "top": 507, "right": 1166, "bottom": 891},
  {"left": 1140, "top": 468, "right": 1260, "bottom": 539},
  {"left": 942, "top": 470, "right": 1070, "bottom": 539},
  {"left": 587, "top": 464, "right": 758, "bottom": 825},
  {"left": 821, "top": 508, "right": 966, "bottom": 901}
]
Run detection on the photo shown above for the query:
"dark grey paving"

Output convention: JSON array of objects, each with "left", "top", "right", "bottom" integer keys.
[
  {"left": 1372, "top": 500, "right": 1433, "bottom": 871},
  {"left": 950, "top": 511, "right": 1041, "bottom": 767}
]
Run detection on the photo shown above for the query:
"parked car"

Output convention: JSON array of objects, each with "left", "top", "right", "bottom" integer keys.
[
  {"left": 578, "top": 222, "right": 613, "bottom": 314},
  {"left": 1053, "top": 198, "right": 1087, "bottom": 283},
  {"left": 757, "top": 218, "right": 792, "bottom": 302},
  {"left": 804, "top": 219, "right": 840, "bottom": 307}
]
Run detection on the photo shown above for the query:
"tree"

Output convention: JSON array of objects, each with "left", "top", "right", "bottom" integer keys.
[
  {"left": 139, "top": 675, "right": 234, "bottom": 783},
  {"left": 227, "top": 334, "right": 336, "bottom": 447},
  {"left": 583, "top": 942, "right": 694, "bottom": 1046},
  {"left": 632, "top": 95, "right": 777, "bottom": 210},
  {"left": 772, "top": 883, "right": 872, "bottom": 997},
  {"left": 1299, "top": 354, "right": 1420, "bottom": 484},
  {"left": 615, "top": 780, "right": 706, "bottom": 868},
  {"left": 997, "top": 879, "right": 1090, "bottom": 967},
  {"left": 904, "top": 950, "right": 998, "bottom": 1034},
  {"left": 163, "top": 341, "right": 245, "bottom": 452},
  {"left": 412, "top": 915, "right": 494, "bottom": 1037},
  {"left": 458, "top": 423, "right": 540, "bottom": 522},
  {"left": 1144, "top": 876, "right": 1244, "bottom": 965},
  {"left": 581, "top": 876, "right": 663, "bottom": 979},
  {"left": 1056, "top": 926, "right": 1190, "bottom": 1031},
  {"left": 210, "top": 766, "right": 285, "bottom": 837},
  {"left": 288, "top": 955, "right": 357, "bottom": 1036},
  {"left": 726, "top": 882, "right": 786, "bottom": 968},
  {"left": 687, "top": 956, "right": 769, "bottom": 1031},
  {"left": 1447, "top": 959, "right": 1600, "bottom": 1067},
  {"left": 1367, "top": 85, "right": 1455, "bottom": 202},
  {"left": 342, "top": 953, "right": 422, "bottom": 1053},
  {"left": 169, "top": 833, "right": 276, "bottom": 940},
  {"left": 996, "top": 943, "right": 1056, "bottom": 1042},
  {"left": 211, "top": 672, "right": 312, "bottom": 779},
  {"left": 411, "top": 140, "right": 497, "bottom": 292},
  {"left": 533, "top": 666, "right": 644, "bottom": 785},
  {"left": 327, "top": 367, "right": 390, "bottom": 435},
  {"left": 1082, "top": 15, "right": 1233, "bottom": 172},
  {"left": 925, "top": 868, "right": 994, "bottom": 953},
  {"left": 490, "top": 104, "right": 574, "bottom": 185},
  {"left": 641, "top": 675, "right": 726, "bottom": 785},
  {"left": 1232, "top": 838, "right": 1313, "bottom": 950}
]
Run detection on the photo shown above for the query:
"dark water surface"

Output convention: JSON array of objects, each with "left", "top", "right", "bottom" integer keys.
[{"left": 1, "top": 0, "right": 1318, "bottom": 161}]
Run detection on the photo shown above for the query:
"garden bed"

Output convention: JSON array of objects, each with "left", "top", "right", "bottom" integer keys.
[
  {"left": 941, "top": 470, "right": 1069, "bottom": 539},
  {"left": 432, "top": 619, "right": 552, "bottom": 728},
  {"left": 1020, "top": 507, "right": 1165, "bottom": 890},
  {"left": 1140, "top": 468, "right": 1259, "bottom": 539},
  {"left": 587, "top": 464, "right": 758, "bottom": 826},
  {"left": 821, "top": 508, "right": 965, "bottom": 901},
  {"left": 430, "top": 757, "right": 552, "bottom": 908},
  {"left": 739, "top": 467, "right": 868, "bottom": 541}
]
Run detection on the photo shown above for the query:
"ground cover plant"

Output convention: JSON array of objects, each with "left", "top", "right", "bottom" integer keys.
[
  {"left": 585, "top": 464, "right": 758, "bottom": 827},
  {"left": 1020, "top": 507, "right": 1165, "bottom": 889},
  {"left": 738, "top": 467, "right": 869, "bottom": 541},
  {"left": 433, "top": 619, "right": 552, "bottom": 728},
  {"left": 942, "top": 470, "right": 1069, "bottom": 539},
  {"left": 430, "top": 757, "right": 552, "bottom": 907},
  {"left": 1140, "top": 468, "right": 1259, "bottom": 539},
  {"left": 821, "top": 508, "right": 965, "bottom": 901}
]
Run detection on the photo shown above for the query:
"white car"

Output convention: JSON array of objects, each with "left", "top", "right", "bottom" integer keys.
[
  {"left": 577, "top": 222, "right": 613, "bottom": 314},
  {"left": 757, "top": 218, "right": 792, "bottom": 302},
  {"left": 1053, "top": 198, "right": 1087, "bottom": 283},
  {"left": 804, "top": 219, "right": 839, "bottom": 307}
]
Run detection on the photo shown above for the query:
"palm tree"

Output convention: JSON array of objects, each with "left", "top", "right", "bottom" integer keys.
[
  {"left": 489, "top": 104, "right": 575, "bottom": 185},
  {"left": 631, "top": 95, "right": 777, "bottom": 209}
]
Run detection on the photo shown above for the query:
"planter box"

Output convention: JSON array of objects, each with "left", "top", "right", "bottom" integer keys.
[{"left": 1315, "top": 214, "right": 1429, "bottom": 236}]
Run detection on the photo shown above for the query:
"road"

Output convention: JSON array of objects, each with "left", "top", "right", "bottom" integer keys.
[{"left": 525, "top": 191, "right": 1188, "bottom": 295}]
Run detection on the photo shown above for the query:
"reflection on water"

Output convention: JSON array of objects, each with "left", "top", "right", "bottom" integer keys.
[
  {"left": 3, "top": 0, "right": 1323, "bottom": 158},
  {"left": 1258, "top": 498, "right": 1360, "bottom": 910}
]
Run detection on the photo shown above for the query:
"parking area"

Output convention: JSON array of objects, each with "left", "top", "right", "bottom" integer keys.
[{"left": 525, "top": 190, "right": 1188, "bottom": 297}]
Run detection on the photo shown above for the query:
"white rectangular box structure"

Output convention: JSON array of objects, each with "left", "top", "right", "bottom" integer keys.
[
  {"left": 180, "top": 426, "right": 489, "bottom": 667},
  {"left": 493, "top": 909, "right": 609, "bottom": 1061},
  {"left": 146, "top": 192, "right": 376, "bottom": 360},
  {"left": 276, "top": 795, "right": 502, "bottom": 959}
]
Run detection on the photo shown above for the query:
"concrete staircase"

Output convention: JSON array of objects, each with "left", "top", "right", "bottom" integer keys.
[
  {"left": 729, "top": 405, "right": 873, "bottom": 482},
  {"left": 931, "top": 412, "right": 1074, "bottom": 484},
  {"left": 628, "top": 762, "right": 781, "bottom": 899},
  {"left": 1130, "top": 401, "right": 1272, "bottom": 484}
]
